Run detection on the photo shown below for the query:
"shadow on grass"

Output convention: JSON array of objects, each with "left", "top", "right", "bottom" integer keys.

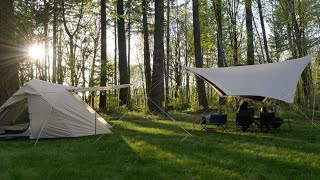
[
  {"left": 111, "top": 119, "right": 320, "bottom": 178},
  {"left": 0, "top": 133, "right": 163, "bottom": 179}
]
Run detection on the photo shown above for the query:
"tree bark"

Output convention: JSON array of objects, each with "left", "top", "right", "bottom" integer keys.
[
  {"left": 245, "top": 0, "right": 254, "bottom": 65},
  {"left": 100, "top": 0, "right": 107, "bottom": 111},
  {"left": 0, "top": 0, "right": 19, "bottom": 106},
  {"left": 257, "top": 0, "right": 271, "bottom": 63},
  {"left": 117, "top": 0, "right": 129, "bottom": 106},
  {"left": 52, "top": 0, "right": 58, "bottom": 83},
  {"left": 149, "top": 0, "right": 165, "bottom": 112},
  {"left": 62, "top": 0, "right": 84, "bottom": 86},
  {"left": 165, "top": 0, "right": 170, "bottom": 112},
  {"left": 192, "top": 0, "right": 208, "bottom": 109},
  {"left": 213, "top": 0, "right": 226, "bottom": 68},
  {"left": 142, "top": 0, "right": 152, "bottom": 110}
]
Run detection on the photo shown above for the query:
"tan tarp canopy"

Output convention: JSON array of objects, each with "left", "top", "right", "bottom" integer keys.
[{"left": 185, "top": 54, "right": 315, "bottom": 103}]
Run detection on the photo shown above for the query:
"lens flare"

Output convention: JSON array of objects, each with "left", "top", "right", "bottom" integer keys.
[{"left": 28, "top": 44, "right": 44, "bottom": 60}]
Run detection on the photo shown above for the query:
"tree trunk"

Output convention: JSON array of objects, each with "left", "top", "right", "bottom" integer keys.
[
  {"left": 44, "top": 0, "right": 49, "bottom": 81},
  {"left": 58, "top": 27, "right": 64, "bottom": 84},
  {"left": 245, "top": 0, "right": 254, "bottom": 65},
  {"left": 0, "top": 0, "right": 19, "bottom": 106},
  {"left": 165, "top": 0, "right": 170, "bottom": 112},
  {"left": 227, "top": 0, "right": 240, "bottom": 66},
  {"left": 257, "top": 0, "right": 271, "bottom": 63},
  {"left": 149, "top": 0, "right": 165, "bottom": 112},
  {"left": 62, "top": 0, "right": 84, "bottom": 86},
  {"left": 117, "top": 0, "right": 129, "bottom": 106},
  {"left": 184, "top": 1, "right": 190, "bottom": 106},
  {"left": 142, "top": 0, "right": 152, "bottom": 110},
  {"left": 100, "top": 0, "right": 107, "bottom": 111},
  {"left": 192, "top": 0, "right": 208, "bottom": 109},
  {"left": 89, "top": 35, "right": 99, "bottom": 107},
  {"left": 288, "top": 0, "right": 310, "bottom": 104},
  {"left": 114, "top": 12, "right": 117, "bottom": 97},
  {"left": 213, "top": 0, "right": 227, "bottom": 104},
  {"left": 127, "top": 3, "right": 132, "bottom": 108},
  {"left": 52, "top": 0, "right": 58, "bottom": 83},
  {"left": 213, "top": 0, "right": 226, "bottom": 68}
]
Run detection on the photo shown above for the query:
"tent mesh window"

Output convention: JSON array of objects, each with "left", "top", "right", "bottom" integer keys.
[{"left": 0, "top": 99, "right": 30, "bottom": 135}]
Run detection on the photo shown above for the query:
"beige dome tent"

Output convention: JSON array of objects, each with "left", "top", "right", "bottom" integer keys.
[{"left": 0, "top": 79, "right": 129, "bottom": 140}]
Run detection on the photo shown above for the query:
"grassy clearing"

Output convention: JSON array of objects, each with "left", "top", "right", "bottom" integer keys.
[{"left": 0, "top": 111, "right": 319, "bottom": 179}]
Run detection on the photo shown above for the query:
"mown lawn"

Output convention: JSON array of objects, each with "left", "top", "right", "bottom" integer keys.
[{"left": 0, "top": 112, "right": 319, "bottom": 179}]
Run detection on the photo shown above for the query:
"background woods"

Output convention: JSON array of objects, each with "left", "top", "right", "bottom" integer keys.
[{"left": 0, "top": 0, "right": 320, "bottom": 112}]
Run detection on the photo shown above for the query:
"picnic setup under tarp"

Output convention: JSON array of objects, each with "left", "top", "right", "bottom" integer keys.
[
  {"left": 0, "top": 79, "right": 130, "bottom": 140},
  {"left": 184, "top": 54, "right": 318, "bottom": 134}
]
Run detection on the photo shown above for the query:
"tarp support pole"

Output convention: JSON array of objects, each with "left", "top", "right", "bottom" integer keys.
[
  {"left": 312, "top": 56, "right": 319, "bottom": 128},
  {"left": 95, "top": 113, "right": 97, "bottom": 135}
]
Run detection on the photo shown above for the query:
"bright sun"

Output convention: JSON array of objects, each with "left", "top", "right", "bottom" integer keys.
[{"left": 28, "top": 44, "right": 45, "bottom": 59}]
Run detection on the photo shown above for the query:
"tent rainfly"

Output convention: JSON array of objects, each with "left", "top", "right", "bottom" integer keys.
[
  {"left": 0, "top": 79, "right": 129, "bottom": 139},
  {"left": 184, "top": 54, "right": 316, "bottom": 103}
]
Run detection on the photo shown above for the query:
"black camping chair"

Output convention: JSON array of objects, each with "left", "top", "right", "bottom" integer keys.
[
  {"left": 201, "top": 114, "right": 228, "bottom": 132},
  {"left": 236, "top": 110, "right": 254, "bottom": 132},
  {"left": 260, "top": 112, "right": 283, "bottom": 132}
]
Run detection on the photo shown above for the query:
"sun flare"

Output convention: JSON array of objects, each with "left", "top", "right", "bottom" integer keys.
[{"left": 28, "top": 44, "right": 45, "bottom": 60}]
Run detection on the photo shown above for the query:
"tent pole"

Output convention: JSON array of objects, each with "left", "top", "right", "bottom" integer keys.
[
  {"left": 34, "top": 107, "right": 53, "bottom": 147},
  {"left": 312, "top": 58, "right": 318, "bottom": 128},
  {"left": 95, "top": 112, "right": 97, "bottom": 135}
]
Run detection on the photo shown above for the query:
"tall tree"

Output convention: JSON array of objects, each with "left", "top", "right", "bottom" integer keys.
[
  {"left": 100, "top": 0, "right": 107, "bottom": 111},
  {"left": 257, "top": 0, "right": 271, "bottom": 63},
  {"left": 213, "top": 0, "right": 226, "bottom": 67},
  {"left": 245, "top": 0, "right": 254, "bottom": 65},
  {"left": 149, "top": 0, "right": 165, "bottom": 112},
  {"left": 142, "top": 0, "right": 152, "bottom": 109},
  {"left": 61, "top": 0, "right": 84, "bottom": 86},
  {"left": 0, "top": 0, "right": 19, "bottom": 106},
  {"left": 287, "top": 0, "right": 311, "bottom": 104},
  {"left": 165, "top": 0, "right": 170, "bottom": 112},
  {"left": 117, "top": 0, "right": 129, "bottom": 106},
  {"left": 227, "top": 0, "right": 240, "bottom": 65},
  {"left": 52, "top": 0, "right": 58, "bottom": 83},
  {"left": 213, "top": 0, "right": 227, "bottom": 104},
  {"left": 192, "top": 0, "right": 208, "bottom": 109}
]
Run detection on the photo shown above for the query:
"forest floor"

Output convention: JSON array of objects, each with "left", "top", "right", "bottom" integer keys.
[{"left": 0, "top": 111, "right": 319, "bottom": 179}]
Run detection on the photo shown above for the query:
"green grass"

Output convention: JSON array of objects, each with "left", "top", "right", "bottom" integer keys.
[{"left": 0, "top": 111, "right": 319, "bottom": 179}]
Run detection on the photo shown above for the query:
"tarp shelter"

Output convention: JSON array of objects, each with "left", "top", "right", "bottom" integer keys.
[
  {"left": 185, "top": 54, "right": 315, "bottom": 103},
  {"left": 0, "top": 79, "right": 124, "bottom": 139}
]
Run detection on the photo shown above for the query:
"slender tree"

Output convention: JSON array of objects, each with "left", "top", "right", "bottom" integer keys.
[
  {"left": 61, "top": 0, "right": 84, "bottom": 86},
  {"left": 165, "top": 0, "right": 170, "bottom": 112},
  {"left": 192, "top": 0, "right": 208, "bottom": 109},
  {"left": 245, "top": 0, "right": 254, "bottom": 65},
  {"left": 52, "top": 0, "right": 58, "bottom": 83},
  {"left": 142, "top": 0, "right": 152, "bottom": 109},
  {"left": 0, "top": 0, "right": 19, "bottom": 105},
  {"left": 257, "top": 0, "right": 271, "bottom": 63},
  {"left": 117, "top": 0, "right": 129, "bottom": 106},
  {"left": 149, "top": 0, "right": 165, "bottom": 112},
  {"left": 100, "top": 0, "right": 107, "bottom": 110}
]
